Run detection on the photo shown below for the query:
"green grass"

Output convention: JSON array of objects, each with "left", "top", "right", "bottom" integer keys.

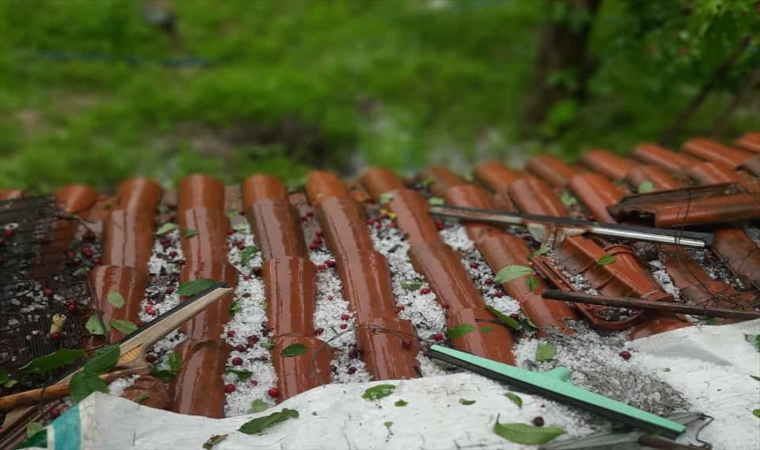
[{"left": 0, "top": 0, "right": 757, "bottom": 192}]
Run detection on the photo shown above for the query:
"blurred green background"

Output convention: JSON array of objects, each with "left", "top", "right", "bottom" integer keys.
[{"left": 1, "top": 0, "right": 758, "bottom": 192}]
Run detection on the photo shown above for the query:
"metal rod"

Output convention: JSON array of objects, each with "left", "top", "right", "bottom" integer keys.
[
  {"left": 428, "top": 205, "right": 712, "bottom": 248},
  {"left": 542, "top": 290, "right": 760, "bottom": 320}
]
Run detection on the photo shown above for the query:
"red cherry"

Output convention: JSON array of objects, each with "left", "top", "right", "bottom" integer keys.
[
  {"left": 485, "top": 278, "right": 494, "bottom": 285},
  {"left": 224, "top": 384, "right": 236, "bottom": 394},
  {"left": 0, "top": 238, "right": 4, "bottom": 246},
  {"left": 309, "top": 243, "right": 317, "bottom": 251},
  {"left": 251, "top": 267, "right": 262, "bottom": 275},
  {"left": 315, "top": 328, "right": 324, "bottom": 335},
  {"left": 348, "top": 347, "right": 359, "bottom": 358},
  {"left": 327, "top": 295, "right": 334, "bottom": 301},
  {"left": 366, "top": 219, "right": 374, "bottom": 225},
  {"left": 316, "top": 230, "right": 324, "bottom": 238},
  {"left": 236, "top": 242, "right": 246, "bottom": 250},
  {"left": 49, "top": 408, "right": 61, "bottom": 419},
  {"left": 420, "top": 288, "right": 430, "bottom": 295},
  {"left": 165, "top": 286, "right": 175, "bottom": 295},
  {"left": 619, "top": 350, "right": 632, "bottom": 360},
  {"left": 145, "top": 304, "right": 153, "bottom": 312},
  {"left": 341, "top": 314, "right": 350, "bottom": 321},
  {"left": 66, "top": 302, "right": 78, "bottom": 313},
  {"left": 325, "top": 260, "right": 336, "bottom": 268},
  {"left": 495, "top": 292, "right": 504, "bottom": 298},
  {"left": 4, "top": 228, "right": 14, "bottom": 237},
  {"left": 149, "top": 310, "right": 158, "bottom": 316},
  {"left": 177, "top": 259, "right": 187, "bottom": 266},
  {"left": 267, "top": 387, "right": 279, "bottom": 398},
  {"left": 402, "top": 339, "right": 412, "bottom": 349},
  {"left": 169, "top": 250, "right": 178, "bottom": 258},
  {"left": 227, "top": 229, "right": 235, "bottom": 236},
  {"left": 243, "top": 275, "right": 251, "bottom": 281},
  {"left": 235, "top": 344, "right": 246, "bottom": 352},
  {"left": 509, "top": 313, "right": 520, "bottom": 321},
  {"left": 432, "top": 333, "right": 444, "bottom": 341},
  {"left": 227, "top": 330, "right": 235, "bottom": 337},
  {"left": 136, "top": 320, "right": 145, "bottom": 327},
  {"left": 306, "top": 211, "right": 314, "bottom": 218},
  {"left": 347, "top": 367, "right": 357, "bottom": 375},
  {"left": 339, "top": 323, "right": 348, "bottom": 330},
  {"left": 250, "top": 380, "right": 258, "bottom": 386},
  {"left": 434, "top": 219, "right": 445, "bottom": 231},
  {"left": 232, "top": 357, "right": 243, "bottom": 366},
  {"left": 318, "top": 264, "right": 327, "bottom": 270},
  {"left": 242, "top": 293, "right": 251, "bottom": 298},
  {"left": 441, "top": 303, "right": 450, "bottom": 309},
  {"left": 50, "top": 332, "right": 62, "bottom": 341},
  {"left": 396, "top": 305, "right": 405, "bottom": 313},
  {"left": 469, "top": 262, "right": 480, "bottom": 269},
  {"left": 43, "top": 288, "right": 54, "bottom": 297},
  {"left": 374, "top": 223, "right": 382, "bottom": 229},
  {"left": 247, "top": 335, "right": 259, "bottom": 344},
  {"left": 145, "top": 354, "right": 157, "bottom": 363},
  {"left": 92, "top": 258, "right": 102, "bottom": 265}
]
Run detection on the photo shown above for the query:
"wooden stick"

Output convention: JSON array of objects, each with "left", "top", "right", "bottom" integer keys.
[
  {"left": 541, "top": 290, "right": 760, "bottom": 320},
  {"left": 0, "top": 367, "right": 147, "bottom": 412}
]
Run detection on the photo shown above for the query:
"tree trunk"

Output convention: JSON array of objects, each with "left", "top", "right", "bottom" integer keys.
[{"left": 523, "top": 0, "right": 602, "bottom": 131}]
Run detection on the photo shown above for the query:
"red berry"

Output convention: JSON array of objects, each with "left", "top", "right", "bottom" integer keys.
[
  {"left": 165, "top": 286, "right": 175, "bottom": 295},
  {"left": 4, "top": 228, "right": 14, "bottom": 237},
  {"left": 149, "top": 310, "right": 158, "bottom": 316},
  {"left": 339, "top": 323, "right": 348, "bottom": 329},
  {"left": 420, "top": 288, "right": 430, "bottom": 295},
  {"left": 347, "top": 367, "right": 357, "bottom": 375},
  {"left": 315, "top": 327, "right": 324, "bottom": 335},
  {"left": 224, "top": 384, "right": 236, "bottom": 393},
  {"left": 307, "top": 211, "right": 314, "bottom": 218},
  {"left": 327, "top": 295, "right": 334, "bottom": 301},
  {"left": 485, "top": 278, "right": 494, "bottom": 285},
  {"left": 0, "top": 238, "right": 4, "bottom": 246},
  {"left": 145, "top": 354, "right": 157, "bottom": 363},
  {"left": 92, "top": 258, "right": 102, "bottom": 265},
  {"left": 348, "top": 348, "right": 359, "bottom": 358},
  {"left": 341, "top": 314, "right": 350, "bottom": 321},
  {"left": 243, "top": 275, "right": 251, "bottom": 281},
  {"left": 309, "top": 243, "right": 317, "bottom": 251},
  {"left": 402, "top": 339, "right": 412, "bottom": 349},
  {"left": 366, "top": 219, "right": 374, "bottom": 225},
  {"left": 396, "top": 305, "right": 405, "bottom": 312},
  {"left": 434, "top": 219, "right": 444, "bottom": 231},
  {"left": 49, "top": 408, "right": 61, "bottom": 419},
  {"left": 432, "top": 333, "right": 444, "bottom": 341},
  {"left": 441, "top": 303, "right": 450, "bottom": 309},
  {"left": 236, "top": 242, "right": 246, "bottom": 250},
  {"left": 232, "top": 357, "right": 243, "bottom": 366},
  {"left": 252, "top": 266, "right": 262, "bottom": 275},
  {"left": 619, "top": 350, "right": 631, "bottom": 360},
  {"left": 50, "top": 332, "right": 62, "bottom": 341},
  {"left": 532, "top": 417, "right": 545, "bottom": 427},
  {"left": 43, "top": 288, "right": 53, "bottom": 298},
  {"left": 268, "top": 387, "right": 279, "bottom": 398},
  {"left": 227, "top": 330, "right": 235, "bottom": 338},
  {"left": 469, "top": 262, "right": 479, "bottom": 269},
  {"left": 316, "top": 230, "right": 324, "bottom": 238},
  {"left": 250, "top": 380, "right": 258, "bottom": 386},
  {"left": 318, "top": 264, "right": 327, "bottom": 270},
  {"left": 375, "top": 223, "right": 382, "bottom": 229},
  {"left": 247, "top": 335, "right": 259, "bottom": 344},
  {"left": 495, "top": 292, "right": 504, "bottom": 298},
  {"left": 242, "top": 293, "right": 251, "bottom": 298},
  {"left": 235, "top": 344, "right": 246, "bottom": 352},
  {"left": 509, "top": 313, "right": 520, "bottom": 321},
  {"left": 177, "top": 259, "right": 187, "bottom": 265},
  {"left": 67, "top": 302, "right": 78, "bottom": 313},
  {"left": 301, "top": 216, "right": 308, "bottom": 223},
  {"left": 145, "top": 304, "right": 153, "bottom": 312},
  {"left": 325, "top": 260, "right": 336, "bottom": 268},
  {"left": 169, "top": 251, "right": 178, "bottom": 258},
  {"left": 227, "top": 229, "right": 235, "bottom": 236}
]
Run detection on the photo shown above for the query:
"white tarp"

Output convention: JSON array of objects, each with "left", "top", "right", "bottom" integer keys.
[{"left": 29, "top": 319, "right": 760, "bottom": 450}]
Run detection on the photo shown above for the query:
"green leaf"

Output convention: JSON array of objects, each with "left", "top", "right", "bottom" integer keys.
[
  {"left": 526, "top": 276, "right": 539, "bottom": 292},
  {"left": 203, "top": 434, "right": 229, "bottom": 450},
  {"left": 638, "top": 181, "right": 656, "bottom": 194},
  {"left": 238, "top": 408, "right": 299, "bottom": 435},
  {"left": 168, "top": 351, "right": 183, "bottom": 374},
  {"left": 419, "top": 177, "right": 434, "bottom": 188},
  {"left": 134, "top": 393, "right": 150, "bottom": 404},
  {"left": 750, "top": 375, "right": 760, "bottom": 382},
  {"left": 597, "top": 254, "right": 616, "bottom": 266},
  {"left": 70, "top": 371, "right": 109, "bottom": 402},
  {"left": 447, "top": 324, "right": 476, "bottom": 339},
  {"left": 384, "top": 421, "right": 393, "bottom": 430},
  {"left": 362, "top": 384, "right": 395, "bottom": 401},
  {"left": 151, "top": 369, "right": 176, "bottom": 384},
  {"left": 83, "top": 344, "right": 120, "bottom": 375},
  {"left": 394, "top": 400, "right": 408, "bottom": 407},
  {"left": 107, "top": 291, "right": 125, "bottom": 308},
  {"left": 379, "top": 193, "right": 394, "bottom": 204},
  {"left": 486, "top": 305, "right": 521, "bottom": 330},
  {"left": 536, "top": 343, "right": 556, "bottom": 361},
  {"left": 281, "top": 343, "right": 308, "bottom": 357},
  {"left": 110, "top": 319, "right": 137, "bottom": 335},
  {"left": 528, "top": 246, "right": 551, "bottom": 259},
  {"left": 261, "top": 342, "right": 276, "bottom": 350},
  {"left": 493, "top": 421, "right": 565, "bottom": 445},
  {"left": 494, "top": 265, "right": 534, "bottom": 284},
  {"left": 178, "top": 279, "right": 216, "bottom": 297},
  {"left": 459, "top": 398, "right": 476, "bottom": 405},
  {"left": 155, "top": 223, "right": 177, "bottom": 235},
  {"left": 85, "top": 315, "right": 109, "bottom": 336},
  {"left": 20, "top": 348, "right": 85, "bottom": 375},
  {"left": 744, "top": 334, "right": 760, "bottom": 352},
  {"left": 226, "top": 208, "right": 239, "bottom": 219},
  {"left": 505, "top": 392, "right": 523, "bottom": 408},
  {"left": 229, "top": 299, "right": 241, "bottom": 317},
  {"left": 226, "top": 369, "right": 254, "bottom": 381},
  {"left": 72, "top": 267, "right": 90, "bottom": 277},
  {"left": 522, "top": 316, "right": 538, "bottom": 329},
  {"left": 401, "top": 281, "right": 423, "bottom": 291},
  {"left": 481, "top": 326, "right": 494, "bottom": 333},
  {"left": 0, "top": 369, "right": 18, "bottom": 388},
  {"left": 560, "top": 191, "right": 577, "bottom": 207},
  {"left": 183, "top": 229, "right": 199, "bottom": 238},
  {"left": 240, "top": 245, "right": 259, "bottom": 267},
  {"left": 428, "top": 197, "right": 445, "bottom": 206},
  {"left": 26, "top": 422, "right": 44, "bottom": 439},
  {"left": 753, "top": 409, "right": 760, "bottom": 419},
  {"left": 251, "top": 399, "right": 269, "bottom": 413}
]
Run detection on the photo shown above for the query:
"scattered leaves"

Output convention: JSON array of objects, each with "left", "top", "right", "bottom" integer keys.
[
  {"left": 560, "top": 191, "right": 577, "bottom": 207},
  {"left": 21, "top": 348, "right": 85, "bottom": 375},
  {"left": 481, "top": 326, "right": 494, "bottom": 333},
  {"left": 83, "top": 345, "right": 120, "bottom": 375},
  {"left": 528, "top": 246, "right": 551, "bottom": 259},
  {"left": 26, "top": 422, "right": 44, "bottom": 439},
  {"left": 526, "top": 276, "right": 539, "bottom": 292},
  {"left": 522, "top": 317, "right": 538, "bottom": 329},
  {"left": 384, "top": 421, "right": 393, "bottom": 432},
  {"left": 168, "top": 351, "right": 182, "bottom": 373},
  {"left": 744, "top": 334, "right": 760, "bottom": 352},
  {"left": 362, "top": 384, "right": 396, "bottom": 401},
  {"left": 401, "top": 281, "right": 423, "bottom": 291},
  {"left": 486, "top": 305, "right": 521, "bottom": 330},
  {"left": 750, "top": 375, "right": 760, "bottom": 382},
  {"left": 459, "top": 398, "right": 476, "bottom": 405},
  {"left": 178, "top": 279, "right": 216, "bottom": 297},
  {"left": 70, "top": 371, "right": 109, "bottom": 402},
  {"left": 151, "top": 369, "right": 175, "bottom": 384},
  {"left": 229, "top": 299, "right": 241, "bottom": 317},
  {"left": 637, "top": 181, "right": 656, "bottom": 194},
  {"left": 505, "top": 392, "right": 523, "bottom": 408},
  {"left": 240, "top": 245, "right": 259, "bottom": 267},
  {"left": 72, "top": 267, "right": 89, "bottom": 277},
  {"left": 753, "top": 409, "right": 760, "bottom": 419},
  {"left": 281, "top": 343, "right": 308, "bottom": 357},
  {"left": 151, "top": 351, "right": 182, "bottom": 383},
  {"left": 394, "top": 400, "right": 408, "bottom": 407},
  {"left": 155, "top": 223, "right": 177, "bottom": 235},
  {"left": 494, "top": 265, "right": 534, "bottom": 284},
  {"left": 226, "top": 369, "right": 254, "bottom": 381},
  {"left": 134, "top": 393, "right": 150, "bottom": 404},
  {"left": 536, "top": 343, "right": 556, "bottom": 362},
  {"left": 493, "top": 420, "right": 565, "bottom": 445},
  {"left": 0, "top": 369, "right": 18, "bottom": 388},
  {"left": 107, "top": 291, "right": 125, "bottom": 308},
  {"left": 203, "top": 434, "right": 228, "bottom": 450},
  {"left": 238, "top": 408, "right": 299, "bottom": 435},
  {"left": 85, "top": 315, "right": 109, "bottom": 336},
  {"left": 110, "top": 319, "right": 137, "bottom": 335},
  {"left": 182, "top": 229, "right": 199, "bottom": 238},
  {"left": 379, "top": 193, "right": 394, "bottom": 204},
  {"left": 428, "top": 197, "right": 445, "bottom": 206},
  {"left": 251, "top": 399, "right": 269, "bottom": 413},
  {"left": 419, "top": 177, "right": 434, "bottom": 187},
  {"left": 447, "top": 324, "right": 476, "bottom": 339},
  {"left": 596, "top": 254, "right": 616, "bottom": 266},
  {"left": 260, "top": 342, "right": 276, "bottom": 350},
  {"left": 225, "top": 208, "right": 239, "bottom": 219}
]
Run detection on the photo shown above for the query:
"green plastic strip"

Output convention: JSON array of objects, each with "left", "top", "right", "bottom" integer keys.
[{"left": 430, "top": 345, "right": 685, "bottom": 438}]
